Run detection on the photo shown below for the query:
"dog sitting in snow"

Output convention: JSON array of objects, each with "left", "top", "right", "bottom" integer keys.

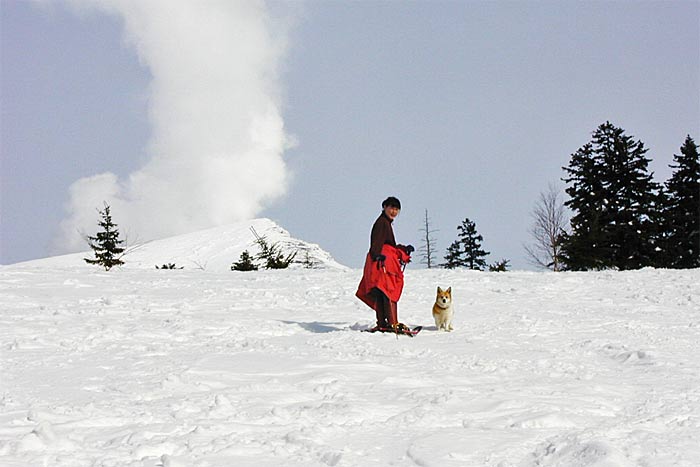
[{"left": 432, "top": 286, "right": 454, "bottom": 331}]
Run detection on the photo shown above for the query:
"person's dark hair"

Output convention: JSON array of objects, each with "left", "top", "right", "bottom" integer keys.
[{"left": 382, "top": 196, "right": 401, "bottom": 210}]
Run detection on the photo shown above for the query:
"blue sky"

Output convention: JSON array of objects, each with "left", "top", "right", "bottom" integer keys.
[{"left": 2, "top": 1, "right": 698, "bottom": 268}]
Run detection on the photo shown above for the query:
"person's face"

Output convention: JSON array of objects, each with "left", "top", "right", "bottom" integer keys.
[{"left": 384, "top": 205, "right": 400, "bottom": 220}]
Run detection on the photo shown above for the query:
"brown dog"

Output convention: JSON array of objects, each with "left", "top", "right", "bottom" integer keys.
[{"left": 432, "top": 286, "right": 454, "bottom": 331}]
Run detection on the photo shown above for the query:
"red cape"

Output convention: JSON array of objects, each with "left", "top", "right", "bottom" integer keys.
[{"left": 356, "top": 244, "right": 411, "bottom": 310}]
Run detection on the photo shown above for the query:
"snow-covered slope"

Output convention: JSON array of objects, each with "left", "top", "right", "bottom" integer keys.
[
  {"left": 16, "top": 218, "right": 345, "bottom": 271},
  {"left": 1, "top": 264, "right": 699, "bottom": 466}
]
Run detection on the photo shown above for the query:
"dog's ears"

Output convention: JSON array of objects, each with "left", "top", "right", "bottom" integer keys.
[
  {"left": 437, "top": 286, "right": 442, "bottom": 293},
  {"left": 447, "top": 287, "right": 452, "bottom": 294}
]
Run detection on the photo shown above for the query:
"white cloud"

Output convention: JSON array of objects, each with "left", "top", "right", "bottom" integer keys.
[{"left": 56, "top": 0, "right": 292, "bottom": 253}]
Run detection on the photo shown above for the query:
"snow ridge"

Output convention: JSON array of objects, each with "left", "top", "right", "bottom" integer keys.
[{"left": 14, "top": 218, "right": 345, "bottom": 271}]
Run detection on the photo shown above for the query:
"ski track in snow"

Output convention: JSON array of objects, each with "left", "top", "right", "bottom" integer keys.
[{"left": 1, "top": 266, "right": 699, "bottom": 466}]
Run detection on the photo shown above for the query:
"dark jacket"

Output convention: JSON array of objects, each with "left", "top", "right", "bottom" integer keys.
[
  {"left": 369, "top": 212, "right": 396, "bottom": 259},
  {"left": 356, "top": 212, "right": 412, "bottom": 308}
]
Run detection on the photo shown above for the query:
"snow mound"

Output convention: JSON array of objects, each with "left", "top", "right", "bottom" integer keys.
[
  {"left": 14, "top": 218, "right": 346, "bottom": 271},
  {"left": 523, "top": 436, "right": 635, "bottom": 467}
]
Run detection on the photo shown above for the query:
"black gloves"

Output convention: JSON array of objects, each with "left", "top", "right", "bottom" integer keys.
[
  {"left": 373, "top": 254, "right": 387, "bottom": 262},
  {"left": 405, "top": 245, "right": 415, "bottom": 254}
]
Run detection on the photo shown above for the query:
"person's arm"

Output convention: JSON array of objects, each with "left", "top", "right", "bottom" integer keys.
[
  {"left": 397, "top": 244, "right": 415, "bottom": 255},
  {"left": 369, "top": 219, "right": 388, "bottom": 260}
]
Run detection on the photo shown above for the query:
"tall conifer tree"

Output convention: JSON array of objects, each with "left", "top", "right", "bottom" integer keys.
[
  {"left": 562, "top": 122, "right": 660, "bottom": 270},
  {"left": 662, "top": 135, "right": 700, "bottom": 268},
  {"left": 596, "top": 122, "right": 660, "bottom": 269},
  {"left": 561, "top": 143, "right": 607, "bottom": 270}
]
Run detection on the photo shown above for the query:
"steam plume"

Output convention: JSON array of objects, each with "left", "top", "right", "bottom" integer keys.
[{"left": 56, "top": 0, "right": 291, "bottom": 252}]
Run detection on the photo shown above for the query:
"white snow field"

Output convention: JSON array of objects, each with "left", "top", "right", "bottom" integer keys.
[{"left": 1, "top": 223, "right": 699, "bottom": 466}]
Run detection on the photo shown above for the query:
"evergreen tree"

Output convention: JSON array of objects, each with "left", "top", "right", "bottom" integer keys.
[
  {"left": 231, "top": 250, "right": 259, "bottom": 271},
  {"left": 562, "top": 122, "right": 660, "bottom": 270},
  {"left": 457, "top": 218, "right": 490, "bottom": 270},
  {"left": 648, "top": 185, "right": 670, "bottom": 268},
  {"left": 597, "top": 122, "right": 660, "bottom": 269},
  {"left": 442, "top": 240, "right": 464, "bottom": 269},
  {"left": 250, "top": 227, "right": 296, "bottom": 269},
  {"left": 488, "top": 258, "right": 510, "bottom": 272},
  {"left": 84, "top": 203, "right": 125, "bottom": 271},
  {"left": 661, "top": 135, "right": 700, "bottom": 268},
  {"left": 302, "top": 250, "right": 318, "bottom": 269},
  {"left": 561, "top": 143, "right": 607, "bottom": 270}
]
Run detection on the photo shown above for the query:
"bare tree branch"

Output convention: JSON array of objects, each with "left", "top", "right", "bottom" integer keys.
[
  {"left": 418, "top": 209, "right": 439, "bottom": 268},
  {"left": 524, "top": 183, "right": 568, "bottom": 271}
]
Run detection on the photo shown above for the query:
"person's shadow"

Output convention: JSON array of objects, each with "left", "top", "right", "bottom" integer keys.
[{"left": 280, "top": 320, "right": 346, "bottom": 333}]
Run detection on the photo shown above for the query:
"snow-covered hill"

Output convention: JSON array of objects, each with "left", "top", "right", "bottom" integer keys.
[
  {"left": 1, "top": 260, "right": 699, "bottom": 466},
  {"left": 15, "top": 218, "right": 345, "bottom": 271}
]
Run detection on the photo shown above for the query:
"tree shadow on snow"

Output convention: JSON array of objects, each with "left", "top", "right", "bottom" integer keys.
[{"left": 280, "top": 320, "right": 347, "bottom": 334}]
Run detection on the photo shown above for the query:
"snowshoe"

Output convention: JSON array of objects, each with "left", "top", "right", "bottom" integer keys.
[{"left": 363, "top": 323, "right": 422, "bottom": 336}]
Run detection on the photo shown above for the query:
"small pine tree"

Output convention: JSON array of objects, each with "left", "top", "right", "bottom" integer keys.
[
  {"left": 302, "top": 250, "right": 317, "bottom": 269},
  {"left": 661, "top": 135, "right": 700, "bottom": 268},
  {"left": 442, "top": 218, "right": 490, "bottom": 269},
  {"left": 156, "top": 263, "right": 183, "bottom": 270},
  {"left": 457, "top": 218, "right": 490, "bottom": 270},
  {"left": 443, "top": 240, "right": 464, "bottom": 269},
  {"left": 488, "top": 259, "right": 510, "bottom": 272},
  {"left": 232, "top": 250, "right": 259, "bottom": 271},
  {"left": 250, "top": 227, "right": 297, "bottom": 269},
  {"left": 84, "top": 203, "right": 125, "bottom": 271}
]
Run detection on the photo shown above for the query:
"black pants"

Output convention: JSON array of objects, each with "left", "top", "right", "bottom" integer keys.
[{"left": 371, "top": 288, "right": 398, "bottom": 326}]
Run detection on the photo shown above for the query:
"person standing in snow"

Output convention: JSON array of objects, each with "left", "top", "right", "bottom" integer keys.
[{"left": 356, "top": 196, "right": 414, "bottom": 333}]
